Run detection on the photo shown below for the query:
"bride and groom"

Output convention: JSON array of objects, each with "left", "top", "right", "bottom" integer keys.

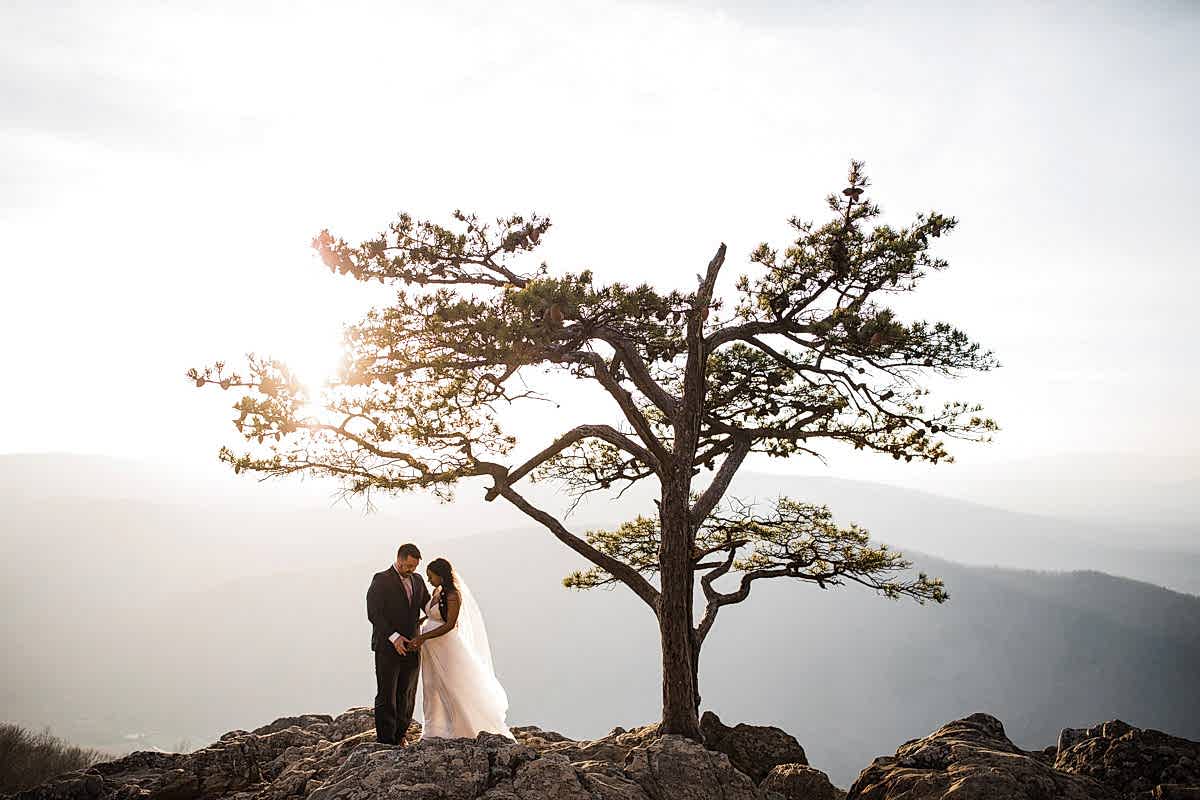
[{"left": 367, "top": 543, "right": 513, "bottom": 744}]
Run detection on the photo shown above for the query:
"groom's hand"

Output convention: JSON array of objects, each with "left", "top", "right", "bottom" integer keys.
[{"left": 392, "top": 637, "right": 410, "bottom": 655}]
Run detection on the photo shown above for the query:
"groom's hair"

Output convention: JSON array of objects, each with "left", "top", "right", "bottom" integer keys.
[{"left": 397, "top": 543, "right": 422, "bottom": 560}]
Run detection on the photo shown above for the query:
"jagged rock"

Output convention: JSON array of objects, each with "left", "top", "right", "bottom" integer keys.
[
  {"left": 1029, "top": 746, "right": 1058, "bottom": 767},
  {"left": 1054, "top": 719, "right": 1200, "bottom": 798},
  {"left": 3, "top": 711, "right": 785, "bottom": 800},
  {"left": 760, "top": 764, "right": 843, "bottom": 800},
  {"left": 847, "top": 713, "right": 1115, "bottom": 799},
  {"left": 1057, "top": 727, "right": 1088, "bottom": 754},
  {"left": 510, "top": 754, "right": 592, "bottom": 800},
  {"left": 510, "top": 726, "right": 572, "bottom": 744},
  {"left": 28, "top": 708, "right": 1198, "bottom": 800},
  {"left": 251, "top": 716, "right": 334, "bottom": 737},
  {"left": 9, "top": 736, "right": 262, "bottom": 800},
  {"left": 328, "top": 709, "right": 376, "bottom": 742},
  {"left": 3, "top": 714, "right": 414, "bottom": 800},
  {"left": 625, "top": 735, "right": 761, "bottom": 800},
  {"left": 305, "top": 733, "right": 513, "bottom": 800},
  {"left": 700, "top": 711, "right": 808, "bottom": 784},
  {"left": 572, "top": 762, "right": 650, "bottom": 800},
  {"left": 513, "top": 724, "right": 661, "bottom": 766},
  {"left": 514, "top": 725, "right": 764, "bottom": 798}
]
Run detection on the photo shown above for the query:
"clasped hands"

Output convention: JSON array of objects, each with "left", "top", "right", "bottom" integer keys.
[{"left": 393, "top": 635, "right": 424, "bottom": 655}]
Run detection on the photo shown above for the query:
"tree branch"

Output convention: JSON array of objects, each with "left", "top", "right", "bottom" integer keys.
[
  {"left": 677, "top": 243, "right": 727, "bottom": 459},
  {"left": 690, "top": 437, "right": 751, "bottom": 524},
  {"left": 558, "top": 350, "right": 672, "bottom": 465},
  {"left": 495, "top": 424, "right": 660, "bottom": 493},
  {"left": 593, "top": 327, "right": 680, "bottom": 418},
  {"left": 705, "top": 320, "right": 794, "bottom": 352},
  {"left": 696, "top": 557, "right": 778, "bottom": 644},
  {"left": 494, "top": 485, "right": 661, "bottom": 610}
]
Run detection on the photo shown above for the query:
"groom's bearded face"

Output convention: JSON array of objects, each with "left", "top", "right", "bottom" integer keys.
[{"left": 395, "top": 555, "right": 420, "bottom": 575}]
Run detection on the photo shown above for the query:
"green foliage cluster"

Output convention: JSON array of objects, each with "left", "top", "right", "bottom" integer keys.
[{"left": 566, "top": 496, "right": 946, "bottom": 642}]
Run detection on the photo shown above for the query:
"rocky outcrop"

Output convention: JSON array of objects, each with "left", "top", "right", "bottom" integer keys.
[
  {"left": 760, "top": 764, "right": 844, "bottom": 800},
  {"left": 700, "top": 711, "right": 808, "bottom": 784},
  {"left": 847, "top": 713, "right": 1115, "bottom": 800},
  {"left": 1054, "top": 720, "right": 1200, "bottom": 798},
  {"left": 6, "top": 708, "right": 392, "bottom": 800},
  {"left": 512, "top": 723, "right": 662, "bottom": 766},
  {"left": 3, "top": 710, "right": 788, "bottom": 800},
  {"left": 847, "top": 713, "right": 1200, "bottom": 800},
  {"left": 302, "top": 733, "right": 526, "bottom": 800},
  {"left": 626, "top": 735, "right": 759, "bottom": 800},
  {"left": 12, "top": 709, "right": 1194, "bottom": 800}
]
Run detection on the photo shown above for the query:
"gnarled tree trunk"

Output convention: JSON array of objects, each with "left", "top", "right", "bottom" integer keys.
[{"left": 657, "top": 480, "right": 702, "bottom": 739}]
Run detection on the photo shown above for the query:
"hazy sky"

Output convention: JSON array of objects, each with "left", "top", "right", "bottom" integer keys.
[{"left": 2, "top": 0, "right": 1198, "bottom": 489}]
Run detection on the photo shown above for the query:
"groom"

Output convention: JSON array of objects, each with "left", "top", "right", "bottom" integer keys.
[{"left": 367, "top": 543, "right": 431, "bottom": 745}]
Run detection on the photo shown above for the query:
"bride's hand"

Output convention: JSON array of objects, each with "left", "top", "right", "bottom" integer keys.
[{"left": 409, "top": 636, "right": 424, "bottom": 649}]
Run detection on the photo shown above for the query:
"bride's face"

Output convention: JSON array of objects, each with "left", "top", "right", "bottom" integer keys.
[{"left": 427, "top": 569, "right": 442, "bottom": 587}]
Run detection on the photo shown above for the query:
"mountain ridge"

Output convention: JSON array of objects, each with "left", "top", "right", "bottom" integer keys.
[{"left": 4, "top": 454, "right": 1200, "bottom": 785}]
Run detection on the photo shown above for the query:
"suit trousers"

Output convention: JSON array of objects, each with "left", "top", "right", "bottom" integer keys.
[{"left": 374, "top": 645, "right": 421, "bottom": 744}]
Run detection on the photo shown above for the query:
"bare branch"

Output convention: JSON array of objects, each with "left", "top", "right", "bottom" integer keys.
[
  {"left": 557, "top": 350, "right": 672, "bottom": 465},
  {"left": 675, "top": 243, "right": 728, "bottom": 472},
  {"left": 494, "top": 485, "right": 661, "bottom": 610},
  {"left": 594, "top": 328, "right": 680, "bottom": 418},
  {"left": 697, "top": 565, "right": 788, "bottom": 643},
  {"left": 497, "top": 424, "right": 660, "bottom": 492},
  {"left": 690, "top": 437, "right": 751, "bottom": 525}
]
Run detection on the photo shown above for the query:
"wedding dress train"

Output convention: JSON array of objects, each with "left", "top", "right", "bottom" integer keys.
[{"left": 418, "top": 577, "right": 513, "bottom": 740}]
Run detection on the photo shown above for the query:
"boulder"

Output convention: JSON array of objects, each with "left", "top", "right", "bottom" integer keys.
[
  {"left": 1054, "top": 719, "right": 1200, "bottom": 798},
  {"left": 846, "top": 713, "right": 1115, "bottom": 800},
  {"left": 760, "top": 764, "right": 844, "bottom": 800},
  {"left": 700, "top": 711, "right": 808, "bottom": 784},
  {"left": 305, "top": 733, "right": 519, "bottom": 800},
  {"left": 510, "top": 726, "right": 573, "bottom": 744},
  {"left": 572, "top": 762, "right": 651, "bottom": 800},
  {"left": 251, "top": 715, "right": 334, "bottom": 737},
  {"left": 510, "top": 754, "right": 592, "bottom": 800},
  {"left": 328, "top": 709, "right": 376, "bottom": 742},
  {"left": 625, "top": 735, "right": 761, "bottom": 800},
  {"left": 513, "top": 723, "right": 661, "bottom": 766}
]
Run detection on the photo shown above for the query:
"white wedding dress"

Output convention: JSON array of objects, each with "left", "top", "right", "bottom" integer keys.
[{"left": 419, "top": 576, "right": 513, "bottom": 740}]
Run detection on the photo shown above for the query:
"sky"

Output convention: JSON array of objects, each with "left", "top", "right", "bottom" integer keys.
[{"left": 2, "top": 0, "right": 1198, "bottom": 500}]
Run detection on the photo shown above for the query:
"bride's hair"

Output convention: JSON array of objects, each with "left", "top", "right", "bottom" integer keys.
[{"left": 427, "top": 558, "right": 457, "bottom": 620}]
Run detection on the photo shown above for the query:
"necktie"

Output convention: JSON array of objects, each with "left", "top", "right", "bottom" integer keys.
[{"left": 402, "top": 575, "right": 412, "bottom": 602}]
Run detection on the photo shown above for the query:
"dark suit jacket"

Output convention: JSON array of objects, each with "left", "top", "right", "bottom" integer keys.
[{"left": 367, "top": 566, "right": 431, "bottom": 652}]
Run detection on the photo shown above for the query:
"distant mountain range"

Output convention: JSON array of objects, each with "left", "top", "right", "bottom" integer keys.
[
  {"left": 1, "top": 453, "right": 1198, "bottom": 786},
  {"left": 881, "top": 450, "right": 1200, "bottom": 530},
  {"left": 3, "top": 453, "right": 1196, "bottom": 593}
]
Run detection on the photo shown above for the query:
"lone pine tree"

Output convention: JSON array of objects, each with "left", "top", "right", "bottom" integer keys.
[{"left": 190, "top": 161, "right": 998, "bottom": 739}]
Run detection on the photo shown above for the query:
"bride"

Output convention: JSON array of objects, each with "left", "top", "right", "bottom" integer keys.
[{"left": 410, "top": 558, "right": 513, "bottom": 740}]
